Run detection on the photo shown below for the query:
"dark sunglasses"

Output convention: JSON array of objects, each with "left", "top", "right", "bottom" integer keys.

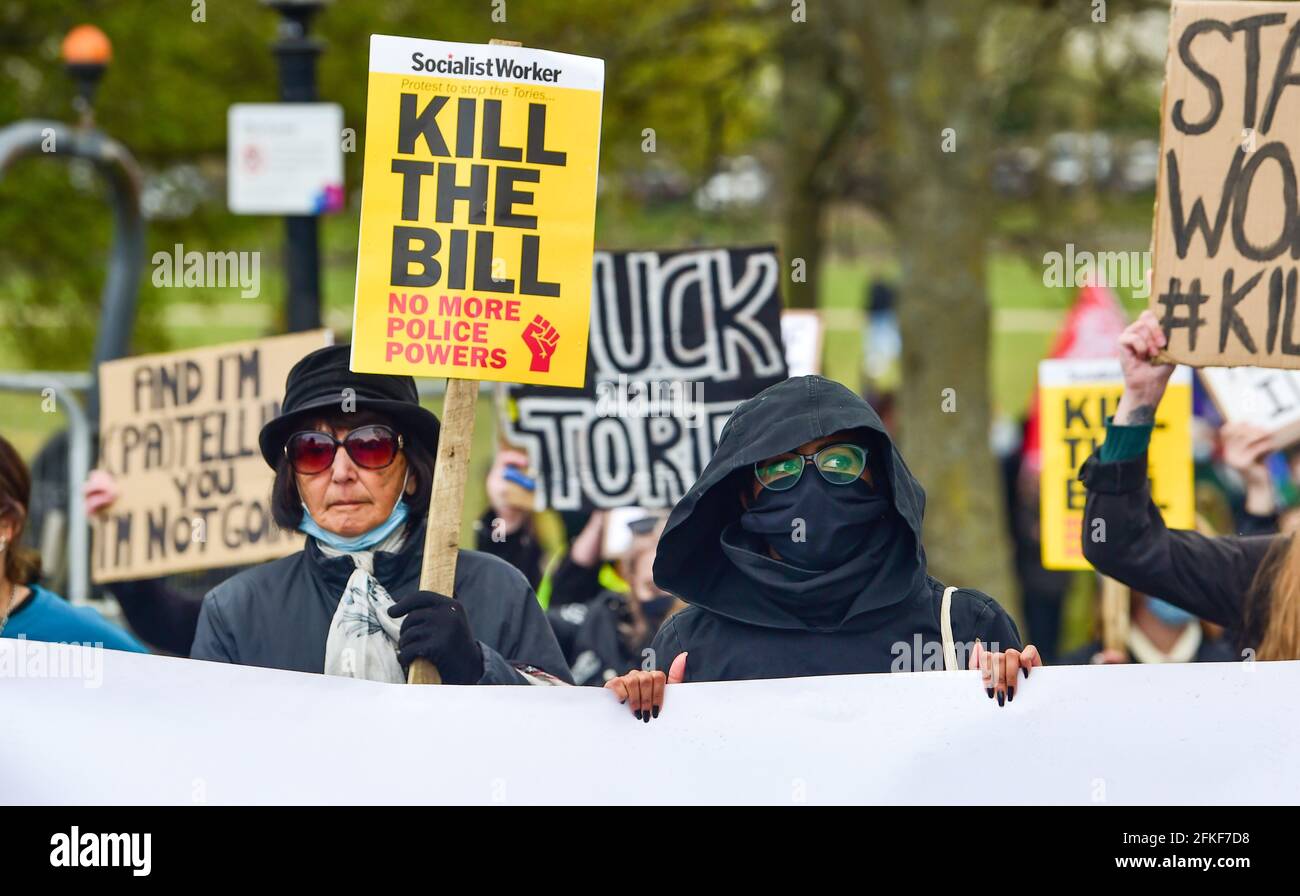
[
  {"left": 754, "top": 442, "right": 869, "bottom": 492},
  {"left": 286, "top": 424, "right": 404, "bottom": 475}
]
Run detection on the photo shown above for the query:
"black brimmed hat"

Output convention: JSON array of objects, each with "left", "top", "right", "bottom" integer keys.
[{"left": 257, "top": 343, "right": 441, "bottom": 468}]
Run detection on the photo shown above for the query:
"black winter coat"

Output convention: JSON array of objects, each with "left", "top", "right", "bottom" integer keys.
[
  {"left": 1079, "top": 448, "right": 1280, "bottom": 650},
  {"left": 190, "top": 522, "right": 573, "bottom": 684}
]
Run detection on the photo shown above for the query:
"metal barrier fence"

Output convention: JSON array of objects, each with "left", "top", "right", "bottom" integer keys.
[{"left": 0, "top": 371, "right": 93, "bottom": 606}]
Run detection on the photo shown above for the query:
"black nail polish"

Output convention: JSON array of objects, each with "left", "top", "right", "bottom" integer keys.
[
  {"left": 652, "top": 705, "right": 660, "bottom": 719},
  {"left": 997, "top": 691, "right": 1005, "bottom": 707},
  {"left": 643, "top": 710, "right": 650, "bottom": 724},
  {"left": 634, "top": 709, "right": 642, "bottom": 721},
  {"left": 1023, "top": 667, "right": 1030, "bottom": 679},
  {"left": 1007, "top": 687, "right": 1015, "bottom": 703},
  {"left": 986, "top": 687, "right": 994, "bottom": 699}
]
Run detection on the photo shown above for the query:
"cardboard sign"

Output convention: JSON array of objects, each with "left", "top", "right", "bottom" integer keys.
[
  {"left": 1200, "top": 365, "right": 1300, "bottom": 448},
  {"left": 1152, "top": 2, "right": 1300, "bottom": 367},
  {"left": 502, "top": 246, "right": 788, "bottom": 511},
  {"left": 5, "top": 642, "right": 1298, "bottom": 805},
  {"left": 227, "top": 103, "right": 345, "bottom": 215},
  {"left": 92, "top": 331, "right": 332, "bottom": 583},
  {"left": 780, "top": 309, "right": 824, "bottom": 377},
  {"left": 349, "top": 35, "right": 603, "bottom": 387},
  {"left": 1038, "top": 359, "right": 1195, "bottom": 570}
]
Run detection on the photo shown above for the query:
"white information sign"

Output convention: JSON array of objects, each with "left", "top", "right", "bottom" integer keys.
[{"left": 227, "top": 103, "right": 344, "bottom": 215}]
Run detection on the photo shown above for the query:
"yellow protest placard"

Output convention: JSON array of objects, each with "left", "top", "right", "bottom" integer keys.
[
  {"left": 1038, "top": 359, "right": 1195, "bottom": 570},
  {"left": 350, "top": 35, "right": 603, "bottom": 387}
]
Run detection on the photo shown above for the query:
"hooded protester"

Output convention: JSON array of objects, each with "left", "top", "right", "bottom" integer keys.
[
  {"left": 605, "top": 375, "right": 1040, "bottom": 719},
  {"left": 189, "top": 344, "right": 572, "bottom": 685}
]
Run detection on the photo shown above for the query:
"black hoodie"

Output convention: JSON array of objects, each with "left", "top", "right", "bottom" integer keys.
[{"left": 650, "top": 375, "right": 1022, "bottom": 681}]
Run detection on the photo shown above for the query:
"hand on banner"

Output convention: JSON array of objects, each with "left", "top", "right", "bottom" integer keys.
[
  {"left": 522, "top": 315, "right": 559, "bottom": 373},
  {"left": 604, "top": 652, "right": 687, "bottom": 723},
  {"left": 1114, "top": 310, "right": 1176, "bottom": 425},
  {"left": 83, "top": 469, "right": 121, "bottom": 515},
  {"left": 970, "top": 639, "right": 1042, "bottom": 707},
  {"left": 388, "top": 590, "right": 485, "bottom": 685}
]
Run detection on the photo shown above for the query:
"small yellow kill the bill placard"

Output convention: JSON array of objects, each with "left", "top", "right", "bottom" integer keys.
[
  {"left": 351, "top": 35, "right": 603, "bottom": 387},
  {"left": 1038, "top": 359, "right": 1194, "bottom": 570}
]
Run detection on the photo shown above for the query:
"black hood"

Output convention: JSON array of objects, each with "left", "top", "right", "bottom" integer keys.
[{"left": 653, "top": 375, "right": 929, "bottom": 631}]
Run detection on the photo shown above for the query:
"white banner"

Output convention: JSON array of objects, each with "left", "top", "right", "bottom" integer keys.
[{"left": 0, "top": 641, "right": 1296, "bottom": 805}]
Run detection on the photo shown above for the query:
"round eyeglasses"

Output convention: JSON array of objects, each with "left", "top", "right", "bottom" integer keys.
[
  {"left": 286, "top": 424, "right": 404, "bottom": 475},
  {"left": 754, "top": 442, "right": 869, "bottom": 491}
]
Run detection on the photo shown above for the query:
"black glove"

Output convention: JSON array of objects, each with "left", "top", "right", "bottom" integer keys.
[{"left": 387, "top": 590, "right": 484, "bottom": 685}]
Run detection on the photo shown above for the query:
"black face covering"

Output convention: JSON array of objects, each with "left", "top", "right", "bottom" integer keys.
[{"left": 739, "top": 472, "right": 890, "bottom": 571}]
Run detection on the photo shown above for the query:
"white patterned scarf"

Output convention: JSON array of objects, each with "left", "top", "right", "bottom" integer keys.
[{"left": 320, "top": 528, "right": 409, "bottom": 683}]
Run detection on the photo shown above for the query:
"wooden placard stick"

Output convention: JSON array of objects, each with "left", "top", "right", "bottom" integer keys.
[
  {"left": 1100, "top": 575, "right": 1130, "bottom": 656},
  {"left": 407, "top": 37, "right": 522, "bottom": 686}
]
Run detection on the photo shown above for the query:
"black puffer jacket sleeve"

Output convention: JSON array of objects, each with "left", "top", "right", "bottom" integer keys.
[
  {"left": 475, "top": 562, "right": 575, "bottom": 684},
  {"left": 190, "top": 592, "right": 239, "bottom": 663},
  {"left": 1079, "top": 449, "right": 1280, "bottom": 631},
  {"left": 108, "top": 578, "right": 204, "bottom": 656},
  {"left": 472, "top": 508, "right": 544, "bottom": 590}
]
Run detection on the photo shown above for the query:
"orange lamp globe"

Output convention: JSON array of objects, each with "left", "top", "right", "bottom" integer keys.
[{"left": 62, "top": 25, "right": 112, "bottom": 66}]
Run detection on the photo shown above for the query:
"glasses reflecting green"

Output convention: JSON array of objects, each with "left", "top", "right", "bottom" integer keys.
[{"left": 754, "top": 443, "right": 869, "bottom": 491}]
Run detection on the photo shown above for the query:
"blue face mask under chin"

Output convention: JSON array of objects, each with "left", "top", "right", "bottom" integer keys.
[
  {"left": 1147, "top": 597, "right": 1196, "bottom": 628},
  {"left": 299, "top": 471, "right": 410, "bottom": 552}
]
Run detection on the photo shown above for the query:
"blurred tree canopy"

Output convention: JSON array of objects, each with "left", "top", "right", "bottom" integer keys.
[
  {"left": 0, "top": 0, "right": 1165, "bottom": 367},
  {"left": 0, "top": 0, "right": 774, "bottom": 367}
]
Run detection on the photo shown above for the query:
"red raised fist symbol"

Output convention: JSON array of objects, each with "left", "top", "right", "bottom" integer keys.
[{"left": 522, "top": 315, "right": 559, "bottom": 373}]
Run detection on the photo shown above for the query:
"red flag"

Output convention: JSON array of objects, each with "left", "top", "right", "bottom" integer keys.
[{"left": 1022, "top": 285, "right": 1129, "bottom": 472}]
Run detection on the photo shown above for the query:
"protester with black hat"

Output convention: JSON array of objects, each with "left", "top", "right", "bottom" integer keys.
[
  {"left": 189, "top": 344, "right": 572, "bottom": 685},
  {"left": 605, "top": 375, "right": 1040, "bottom": 720}
]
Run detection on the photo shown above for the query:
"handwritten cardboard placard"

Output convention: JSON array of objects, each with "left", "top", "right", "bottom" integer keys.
[
  {"left": 92, "top": 330, "right": 332, "bottom": 583},
  {"left": 1152, "top": 1, "right": 1300, "bottom": 367},
  {"left": 1200, "top": 365, "right": 1300, "bottom": 448}
]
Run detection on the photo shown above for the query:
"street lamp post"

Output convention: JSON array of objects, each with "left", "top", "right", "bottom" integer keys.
[{"left": 264, "top": 0, "right": 329, "bottom": 332}]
